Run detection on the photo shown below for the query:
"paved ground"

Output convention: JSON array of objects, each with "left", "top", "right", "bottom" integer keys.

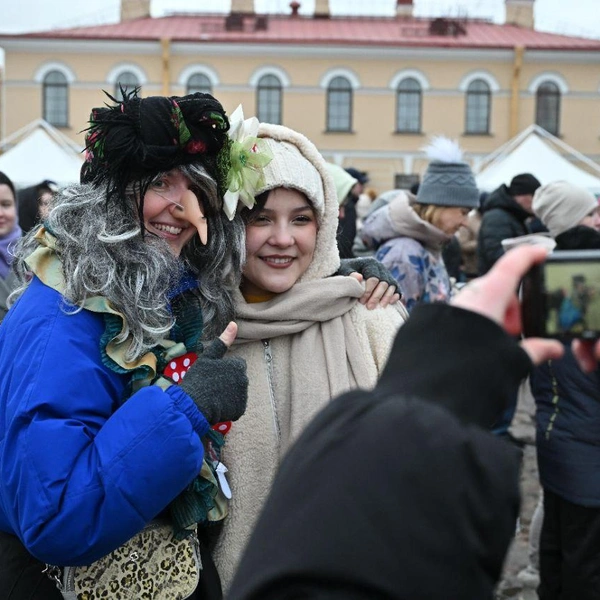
[{"left": 496, "top": 380, "right": 540, "bottom": 600}]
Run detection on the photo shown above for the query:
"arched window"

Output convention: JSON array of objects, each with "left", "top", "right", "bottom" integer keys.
[
  {"left": 114, "top": 71, "right": 140, "bottom": 100},
  {"left": 465, "top": 79, "right": 491, "bottom": 134},
  {"left": 186, "top": 73, "right": 212, "bottom": 95},
  {"left": 396, "top": 77, "right": 422, "bottom": 133},
  {"left": 43, "top": 70, "right": 69, "bottom": 127},
  {"left": 256, "top": 74, "right": 282, "bottom": 124},
  {"left": 327, "top": 76, "right": 353, "bottom": 132},
  {"left": 536, "top": 81, "right": 561, "bottom": 136}
]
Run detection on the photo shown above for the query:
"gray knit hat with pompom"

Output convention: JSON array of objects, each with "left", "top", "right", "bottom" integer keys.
[{"left": 416, "top": 136, "right": 479, "bottom": 209}]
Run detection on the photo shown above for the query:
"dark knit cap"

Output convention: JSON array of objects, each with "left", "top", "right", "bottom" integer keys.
[
  {"left": 508, "top": 173, "right": 541, "bottom": 197},
  {"left": 80, "top": 88, "right": 231, "bottom": 199},
  {"left": 345, "top": 167, "right": 369, "bottom": 185},
  {"left": 416, "top": 161, "right": 479, "bottom": 209}
]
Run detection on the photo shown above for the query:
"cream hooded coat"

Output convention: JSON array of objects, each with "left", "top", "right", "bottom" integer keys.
[{"left": 213, "top": 124, "right": 407, "bottom": 588}]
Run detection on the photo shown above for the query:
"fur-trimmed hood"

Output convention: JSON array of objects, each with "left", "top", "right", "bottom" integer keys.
[{"left": 256, "top": 123, "right": 341, "bottom": 281}]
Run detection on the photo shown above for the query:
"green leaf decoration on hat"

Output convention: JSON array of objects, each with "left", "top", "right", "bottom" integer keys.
[
  {"left": 223, "top": 105, "right": 273, "bottom": 220},
  {"left": 170, "top": 99, "right": 192, "bottom": 146}
]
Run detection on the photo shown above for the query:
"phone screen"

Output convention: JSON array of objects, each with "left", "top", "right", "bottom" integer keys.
[{"left": 522, "top": 250, "right": 600, "bottom": 341}]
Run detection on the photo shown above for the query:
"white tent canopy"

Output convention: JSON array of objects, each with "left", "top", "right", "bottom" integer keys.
[
  {"left": 475, "top": 125, "right": 600, "bottom": 194},
  {"left": 0, "top": 119, "right": 84, "bottom": 188}
]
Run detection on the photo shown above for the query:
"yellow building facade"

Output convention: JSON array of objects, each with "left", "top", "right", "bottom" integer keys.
[{"left": 1, "top": 0, "right": 600, "bottom": 193}]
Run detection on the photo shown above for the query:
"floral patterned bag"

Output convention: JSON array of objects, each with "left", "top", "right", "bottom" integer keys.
[{"left": 45, "top": 520, "right": 201, "bottom": 600}]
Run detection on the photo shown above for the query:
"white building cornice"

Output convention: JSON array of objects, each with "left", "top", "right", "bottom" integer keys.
[
  {"left": 0, "top": 38, "right": 519, "bottom": 63},
  {"left": 2, "top": 38, "right": 600, "bottom": 65}
]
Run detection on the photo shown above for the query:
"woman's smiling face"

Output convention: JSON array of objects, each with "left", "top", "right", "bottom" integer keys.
[
  {"left": 242, "top": 187, "right": 318, "bottom": 296},
  {"left": 142, "top": 170, "right": 200, "bottom": 256},
  {"left": 0, "top": 183, "right": 17, "bottom": 238}
]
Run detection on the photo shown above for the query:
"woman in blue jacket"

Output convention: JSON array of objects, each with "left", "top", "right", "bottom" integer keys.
[{"left": 0, "top": 90, "right": 249, "bottom": 599}]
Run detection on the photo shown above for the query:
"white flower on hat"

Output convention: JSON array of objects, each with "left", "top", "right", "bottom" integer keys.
[{"left": 223, "top": 105, "right": 273, "bottom": 220}]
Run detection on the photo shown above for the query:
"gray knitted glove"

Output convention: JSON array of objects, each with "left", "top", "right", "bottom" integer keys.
[
  {"left": 179, "top": 338, "right": 248, "bottom": 425},
  {"left": 336, "top": 257, "right": 398, "bottom": 290}
]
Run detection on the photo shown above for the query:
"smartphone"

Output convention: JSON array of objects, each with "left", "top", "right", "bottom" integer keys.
[{"left": 521, "top": 250, "right": 600, "bottom": 341}]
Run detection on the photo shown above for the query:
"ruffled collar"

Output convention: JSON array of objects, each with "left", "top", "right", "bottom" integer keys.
[{"left": 25, "top": 227, "right": 184, "bottom": 386}]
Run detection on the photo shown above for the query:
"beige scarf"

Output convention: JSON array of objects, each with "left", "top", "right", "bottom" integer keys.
[{"left": 234, "top": 276, "right": 376, "bottom": 442}]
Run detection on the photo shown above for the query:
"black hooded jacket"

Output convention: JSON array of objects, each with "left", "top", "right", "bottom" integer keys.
[
  {"left": 530, "top": 225, "right": 600, "bottom": 508},
  {"left": 554, "top": 224, "right": 600, "bottom": 251},
  {"left": 228, "top": 303, "right": 531, "bottom": 600},
  {"left": 477, "top": 184, "right": 532, "bottom": 275}
]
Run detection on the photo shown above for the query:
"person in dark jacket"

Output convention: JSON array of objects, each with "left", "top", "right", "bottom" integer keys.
[
  {"left": 227, "top": 244, "right": 563, "bottom": 600},
  {"left": 337, "top": 167, "right": 368, "bottom": 259},
  {"left": 530, "top": 180, "right": 600, "bottom": 600},
  {"left": 477, "top": 173, "right": 541, "bottom": 275},
  {"left": 0, "top": 90, "right": 251, "bottom": 599},
  {"left": 442, "top": 234, "right": 463, "bottom": 281},
  {"left": 16, "top": 179, "right": 58, "bottom": 234}
]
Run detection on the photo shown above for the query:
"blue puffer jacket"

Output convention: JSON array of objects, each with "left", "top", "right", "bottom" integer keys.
[{"left": 0, "top": 277, "right": 209, "bottom": 565}]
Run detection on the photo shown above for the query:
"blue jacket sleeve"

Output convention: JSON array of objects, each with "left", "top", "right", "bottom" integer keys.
[{"left": 0, "top": 283, "right": 209, "bottom": 566}]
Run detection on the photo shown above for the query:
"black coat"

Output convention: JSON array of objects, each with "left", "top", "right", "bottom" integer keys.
[
  {"left": 228, "top": 303, "right": 530, "bottom": 600},
  {"left": 337, "top": 195, "right": 358, "bottom": 259},
  {"left": 477, "top": 185, "right": 531, "bottom": 275},
  {"left": 530, "top": 225, "right": 600, "bottom": 507}
]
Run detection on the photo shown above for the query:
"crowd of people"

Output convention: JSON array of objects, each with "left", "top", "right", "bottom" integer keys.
[{"left": 0, "top": 87, "right": 599, "bottom": 600}]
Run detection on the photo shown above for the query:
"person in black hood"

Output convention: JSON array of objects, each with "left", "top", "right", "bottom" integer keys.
[
  {"left": 477, "top": 173, "right": 541, "bottom": 275},
  {"left": 337, "top": 167, "right": 368, "bottom": 258},
  {"left": 16, "top": 179, "right": 58, "bottom": 234},
  {"left": 227, "top": 245, "right": 564, "bottom": 600},
  {"left": 530, "top": 181, "right": 600, "bottom": 600}
]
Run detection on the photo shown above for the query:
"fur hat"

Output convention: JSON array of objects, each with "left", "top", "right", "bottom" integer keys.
[
  {"left": 255, "top": 123, "right": 340, "bottom": 281},
  {"left": 416, "top": 136, "right": 479, "bottom": 209},
  {"left": 508, "top": 173, "right": 541, "bottom": 197},
  {"left": 80, "top": 88, "right": 231, "bottom": 200},
  {"left": 533, "top": 181, "right": 598, "bottom": 238}
]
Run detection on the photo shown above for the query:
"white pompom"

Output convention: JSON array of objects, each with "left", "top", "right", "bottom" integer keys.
[{"left": 421, "top": 136, "right": 464, "bottom": 163}]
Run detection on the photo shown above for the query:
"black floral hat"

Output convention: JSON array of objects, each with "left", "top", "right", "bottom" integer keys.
[{"left": 80, "top": 88, "right": 232, "bottom": 202}]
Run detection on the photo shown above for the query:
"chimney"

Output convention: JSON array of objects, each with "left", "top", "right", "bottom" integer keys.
[
  {"left": 120, "top": 0, "right": 150, "bottom": 21},
  {"left": 314, "top": 0, "right": 330, "bottom": 19},
  {"left": 505, "top": 0, "right": 535, "bottom": 29},
  {"left": 231, "top": 0, "right": 255, "bottom": 13},
  {"left": 290, "top": 1, "right": 301, "bottom": 17},
  {"left": 396, "top": 0, "right": 414, "bottom": 18}
]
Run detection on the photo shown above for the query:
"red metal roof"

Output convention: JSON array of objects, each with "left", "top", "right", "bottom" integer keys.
[{"left": 5, "top": 14, "right": 600, "bottom": 51}]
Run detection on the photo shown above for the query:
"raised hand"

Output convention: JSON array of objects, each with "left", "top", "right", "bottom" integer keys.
[{"left": 179, "top": 322, "right": 248, "bottom": 424}]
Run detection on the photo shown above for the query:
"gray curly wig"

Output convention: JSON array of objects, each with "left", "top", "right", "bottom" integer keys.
[{"left": 10, "top": 163, "right": 246, "bottom": 361}]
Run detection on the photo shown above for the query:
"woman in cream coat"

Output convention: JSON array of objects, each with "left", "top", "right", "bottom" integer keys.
[{"left": 214, "top": 123, "right": 407, "bottom": 588}]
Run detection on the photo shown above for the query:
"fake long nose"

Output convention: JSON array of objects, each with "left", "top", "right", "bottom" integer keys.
[{"left": 174, "top": 189, "right": 208, "bottom": 245}]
